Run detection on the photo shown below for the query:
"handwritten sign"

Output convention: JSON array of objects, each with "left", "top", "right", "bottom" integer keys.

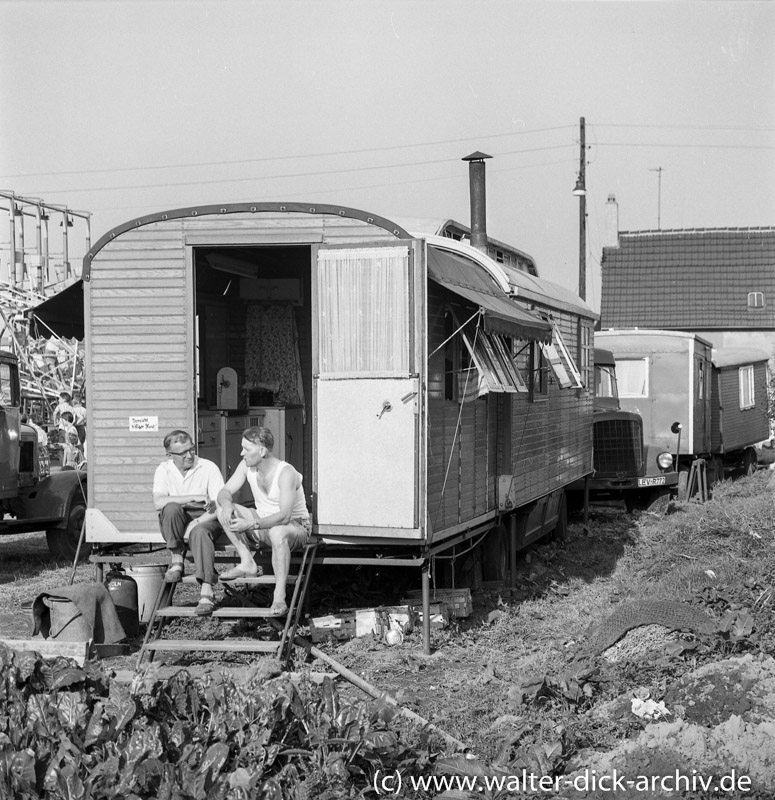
[{"left": 129, "top": 416, "right": 159, "bottom": 432}]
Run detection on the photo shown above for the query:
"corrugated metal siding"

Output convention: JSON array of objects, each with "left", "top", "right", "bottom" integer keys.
[
  {"left": 713, "top": 362, "right": 770, "bottom": 452},
  {"left": 87, "top": 222, "right": 189, "bottom": 533}
]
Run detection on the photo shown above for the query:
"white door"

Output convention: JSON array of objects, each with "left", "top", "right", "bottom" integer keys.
[{"left": 313, "top": 242, "right": 425, "bottom": 534}]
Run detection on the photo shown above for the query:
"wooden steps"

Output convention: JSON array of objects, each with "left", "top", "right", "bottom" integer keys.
[
  {"left": 155, "top": 606, "right": 284, "bottom": 619},
  {"left": 143, "top": 640, "right": 280, "bottom": 654},
  {"left": 136, "top": 539, "right": 319, "bottom": 668},
  {"left": 178, "top": 574, "right": 297, "bottom": 586}
]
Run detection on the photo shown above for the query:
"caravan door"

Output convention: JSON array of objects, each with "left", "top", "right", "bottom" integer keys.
[{"left": 313, "top": 242, "right": 425, "bottom": 538}]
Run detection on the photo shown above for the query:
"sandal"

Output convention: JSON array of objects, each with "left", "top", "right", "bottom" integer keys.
[
  {"left": 195, "top": 596, "right": 216, "bottom": 617},
  {"left": 164, "top": 563, "right": 184, "bottom": 583}
]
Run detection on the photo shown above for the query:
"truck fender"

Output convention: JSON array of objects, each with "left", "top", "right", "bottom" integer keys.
[{"left": 16, "top": 469, "right": 87, "bottom": 522}]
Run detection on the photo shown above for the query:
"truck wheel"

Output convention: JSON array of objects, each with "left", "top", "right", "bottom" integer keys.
[
  {"left": 644, "top": 490, "right": 670, "bottom": 515},
  {"left": 46, "top": 499, "right": 89, "bottom": 562}
]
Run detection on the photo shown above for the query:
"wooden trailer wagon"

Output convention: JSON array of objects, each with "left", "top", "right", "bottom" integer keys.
[
  {"left": 597, "top": 329, "right": 769, "bottom": 491},
  {"left": 61, "top": 166, "right": 595, "bottom": 652}
]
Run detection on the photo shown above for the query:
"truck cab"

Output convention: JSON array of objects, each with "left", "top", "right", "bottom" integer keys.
[
  {"left": 0, "top": 350, "right": 87, "bottom": 560},
  {"left": 569, "top": 348, "right": 678, "bottom": 513}
]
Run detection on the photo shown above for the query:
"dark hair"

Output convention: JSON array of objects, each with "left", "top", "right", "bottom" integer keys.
[
  {"left": 61, "top": 411, "right": 74, "bottom": 423},
  {"left": 59, "top": 392, "right": 72, "bottom": 402},
  {"left": 163, "top": 429, "right": 192, "bottom": 450},
  {"left": 242, "top": 426, "right": 274, "bottom": 450}
]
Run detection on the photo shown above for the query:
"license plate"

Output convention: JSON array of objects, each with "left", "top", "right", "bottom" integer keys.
[{"left": 638, "top": 476, "right": 666, "bottom": 487}]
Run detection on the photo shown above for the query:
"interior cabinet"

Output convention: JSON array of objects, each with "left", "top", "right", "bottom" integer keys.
[{"left": 197, "top": 406, "right": 304, "bottom": 487}]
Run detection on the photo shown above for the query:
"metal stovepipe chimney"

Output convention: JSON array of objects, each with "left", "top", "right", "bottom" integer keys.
[{"left": 462, "top": 151, "right": 492, "bottom": 253}]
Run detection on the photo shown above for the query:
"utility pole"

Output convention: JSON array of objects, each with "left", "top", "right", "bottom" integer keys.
[
  {"left": 649, "top": 166, "right": 663, "bottom": 229},
  {"left": 573, "top": 117, "right": 587, "bottom": 301}
]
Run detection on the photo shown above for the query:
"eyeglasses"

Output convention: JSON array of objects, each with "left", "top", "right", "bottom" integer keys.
[{"left": 167, "top": 447, "right": 196, "bottom": 458}]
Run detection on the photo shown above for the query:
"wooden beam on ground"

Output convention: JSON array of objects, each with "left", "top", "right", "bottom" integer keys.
[{"left": 1, "top": 638, "right": 91, "bottom": 666}]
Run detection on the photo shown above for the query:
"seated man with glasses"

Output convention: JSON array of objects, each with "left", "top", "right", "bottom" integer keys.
[{"left": 152, "top": 429, "right": 225, "bottom": 615}]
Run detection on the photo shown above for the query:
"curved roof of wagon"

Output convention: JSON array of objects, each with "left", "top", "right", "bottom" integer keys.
[{"left": 83, "top": 202, "right": 414, "bottom": 279}]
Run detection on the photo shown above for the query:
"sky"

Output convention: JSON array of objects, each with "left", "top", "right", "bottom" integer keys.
[{"left": 1, "top": 0, "right": 773, "bottom": 312}]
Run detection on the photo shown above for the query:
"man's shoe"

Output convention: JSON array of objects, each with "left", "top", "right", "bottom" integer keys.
[
  {"left": 195, "top": 596, "right": 216, "bottom": 616},
  {"left": 164, "top": 563, "right": 184, "bottom": 583}
]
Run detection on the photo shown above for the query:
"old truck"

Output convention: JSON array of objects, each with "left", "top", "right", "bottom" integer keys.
[
  {"left": 597, "top": 329, "right": 770, "bottom": 492},
  {"left": 568, "top": 347, "right": 679, "bottom": 512},
  {"left": 0, "top": 350, "right": 87, "bottom": 560}
]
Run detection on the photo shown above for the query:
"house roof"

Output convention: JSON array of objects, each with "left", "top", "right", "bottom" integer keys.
[{"left": 600, "top": 227, "right": 775, "bottom": 331}]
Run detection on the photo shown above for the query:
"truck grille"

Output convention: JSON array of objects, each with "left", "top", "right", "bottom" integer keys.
[{"left": 594, "top": 418, "right": 643, "bottom": 476}]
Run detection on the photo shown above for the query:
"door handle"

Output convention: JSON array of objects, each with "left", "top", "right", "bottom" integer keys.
[{"left": 377, "top": 400, "right": 392, "bottom": 419}]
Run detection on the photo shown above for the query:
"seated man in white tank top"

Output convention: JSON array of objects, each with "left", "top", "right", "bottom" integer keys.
[{"left": 217, "top": 426, "right": 311, "bottom": 617}]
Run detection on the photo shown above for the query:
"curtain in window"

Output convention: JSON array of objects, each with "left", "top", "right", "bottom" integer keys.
[
  {"left": 318, "top": 247, "right": 410, "bottom": 375},
  {"left": 245, "top": 304, "right": 305, "bottom": 406}
]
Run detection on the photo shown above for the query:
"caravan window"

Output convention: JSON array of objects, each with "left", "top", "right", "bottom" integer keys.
[
  {"left": 0, "top": 362, "right": 16, "bottom": 407},
  {"left": 616, "top": 358, "right": 649, "bottom": 397},
  {"left": 318, "top": 247, "right": 410, "bottom": 375},
  {"left": 542, "top": 325, "right": 583, "bottom": 389},
  {"left": 460, "top": 325, "right": 527, "bottom": 397},
  {"left": 739, "top": 365, "right": 755, "bottom": 409}
]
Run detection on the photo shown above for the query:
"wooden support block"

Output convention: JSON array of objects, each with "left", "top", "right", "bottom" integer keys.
[{"left": 1, "top": 638, "right": 91, "bottom": 666}]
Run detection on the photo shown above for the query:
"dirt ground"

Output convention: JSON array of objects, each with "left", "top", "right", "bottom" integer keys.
[{"left": 4, "top": 472, "right": 775, "bottom": 797}]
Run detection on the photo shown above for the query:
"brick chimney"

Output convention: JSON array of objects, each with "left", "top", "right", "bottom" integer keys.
[{"left": 603, "top": 194, "right": 619, "bottom": 249}]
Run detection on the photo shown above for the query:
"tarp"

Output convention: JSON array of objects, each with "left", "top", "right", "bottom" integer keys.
[
  {"left": 29, "top": 280, "right": 84, "bottom": 340},
  {"left": 427, "top": 247, "right": 552, "bottom": 342}
]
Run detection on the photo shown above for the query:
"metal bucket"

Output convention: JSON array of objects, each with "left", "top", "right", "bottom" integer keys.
[
  {"left": 45, "top": 597, "right": 92, "bottom": 641},
  {"left": 124, "top": 564, "right": 167, "bottom": 623}
]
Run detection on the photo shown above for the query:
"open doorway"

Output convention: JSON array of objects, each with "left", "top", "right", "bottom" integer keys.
[{"left": 192, "top": 245, "right": 312, "bottom": 490}]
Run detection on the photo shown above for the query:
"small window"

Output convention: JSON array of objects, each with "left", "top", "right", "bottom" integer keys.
[
  {"left": 546, "top": 325, "right": 584, "bottom": 389},
  {"left": 460, "top": 324, "right": 528, "bottom": 398},
  {"left": 0, "top": 362, "right": 16, "bottom": 407},
  {"left": 530, "top": 341, "right": 548, "bottom": 399},
  {"left": 617, "top": 358, "right": 649, "bottom": 398},
  {"left": 578, "top": 322, "right": 593, "bottom": 390},
  {"left": 748, "top": 292, "right": 765, "bottom": 309},
  {"left": 739, "top": 364, "right": 755, "bottom": 409}
]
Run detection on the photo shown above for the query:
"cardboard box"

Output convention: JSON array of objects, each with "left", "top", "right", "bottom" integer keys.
[{"left": 309, "top": 602, "right": 451, "bottom": 643}]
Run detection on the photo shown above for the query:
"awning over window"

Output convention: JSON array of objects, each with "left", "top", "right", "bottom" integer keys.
[
  {"left": 28, "top": 280, "right": 84, "bottom": 340},
  {"left": 427, "top": 247, "right": 552, "bottom": 342}
]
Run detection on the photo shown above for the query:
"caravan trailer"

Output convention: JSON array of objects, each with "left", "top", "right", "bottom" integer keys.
[
  {"left": 70, "top": 176, "right": 595, "bottom": 647},
  {"left": 597, "top": 329, "right": 769, "bottom": 488}
]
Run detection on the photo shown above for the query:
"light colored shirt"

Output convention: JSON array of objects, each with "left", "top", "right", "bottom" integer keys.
[
  {"left": 152, "top": 456, "right": 224, "bottom": 502},
  {"left": 246, "top": 460, "right": 309, "bottom": 520},
  {"left": 71, "top": 404, "right": 86, "bottom": 426}
]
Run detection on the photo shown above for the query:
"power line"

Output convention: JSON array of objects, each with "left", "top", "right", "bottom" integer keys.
[
  {"left": 594, "top": 123, "right": 775, "bottom": 132},
  {"left": 0, "top": 125, "right": 575, "bottom": 181},
  {"left": 32, "top": 144, "right": 574, "bottom": 195}
]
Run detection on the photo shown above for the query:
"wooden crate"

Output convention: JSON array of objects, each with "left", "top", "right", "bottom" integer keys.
[
  {"left": 308, "top": 603, "right": 449, "bottom": 643},
  {"left": 403, "top": 588, "right": 473, "bottom": 618}
]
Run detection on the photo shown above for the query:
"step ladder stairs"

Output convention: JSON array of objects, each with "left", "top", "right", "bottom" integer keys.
[{"left": 137, "top": 539, "right": 318, "bottom": 668}]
